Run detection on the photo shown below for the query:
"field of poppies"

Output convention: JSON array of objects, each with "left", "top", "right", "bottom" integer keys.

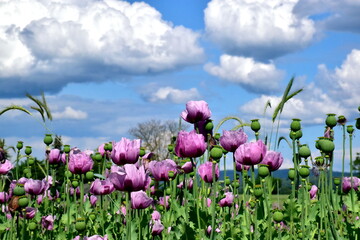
[{"left": 0, "top": 97, "right": 360, "bottom": 240}]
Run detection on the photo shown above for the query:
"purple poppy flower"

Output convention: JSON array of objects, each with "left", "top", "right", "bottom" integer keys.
[
  {"left": 149, "top": 159, "right": 178, "bottom": 181},
  {"left": 98, "top": 143, "right": 106, "bottom": 156},
  {"left": 207, "top": 225, "right": 221, "bottom": 235},
  {"left": 41, "top": 215, "right": 54, "bottom": 230},
  {"left": 175, "top": 130, "right": 207, "bottom": 158},
  {"left": 260, "top": 151, "right": 283, "bottom": 171},
  {"left": 0, "top": 192, "right": 8, "bottom": 204},
  {"left": 198, "top": 161, "right": 219, "bottom": 183},
  {"left": 68, "top": 151, "right": 93, "bottom": 174},
  {"left": 181, "top": 161, "right": 194, "bottom": 174},
  {"left": 152, "top": 211, "right": 161, "bottom": 221},
  {"left": 25, "top": 207, "right": 36, "bottom": 219},
  {"left": 90, "top": 179, "right": 115, "bottom": 195},
  {"left": 131, "top": 190, "right": 153, "bottom": 209},
  {"left": 220, "top": 130, "right": 248, "bottom": 152},
  {"left": 158, "top": 196, "right": 170, "bottom": 209},
  {"left": 151, "top": 220, "right": 164, "bottom": 236},
  {"left": 47, "top": 149, "right": 62, "bottom": 164},
  {"left": 90, "top": 195, "right": 97, "bottom": 206},
  {"left": 111, "top": 138, "right": 140, "bottom": 165},
  {"left": 109, "top": 164, "right": 150, "bottom": 192},
  {"left": 235, "top": 162, "right": 250, "bottom": 172},
  {"left": 24, "top": 179, "right": 46, "bottom": 195},
  {"left": 309, "top": 185, "right": 318, "bottom": 200},
  {"left": 342, "top": 177, "right": 360, "bottom": 193},
  {"left": 219, "top": 192, "right": 234, "bottom": 207},
  {"left": 181, "top": 100, "right": 212, "bottom": 124},
  {"left": 234, "top": 140, "right": 267, "bottom": 166},
  {"left": 0, "top": 160, "right": 13, "bottom": 175}
]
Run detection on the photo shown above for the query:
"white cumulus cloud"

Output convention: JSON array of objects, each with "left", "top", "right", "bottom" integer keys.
[
  {"left": 52, "top": 106, "right": 88, "bottom": 120},
  {"left": 146, "top": 87, "right": 201, "bottom": 104},
  {"left": 204, "top": 0, "right": 316, "bottom": 60},
  {"left": 205, "top": 55, "right": 285, "bottom": 93},
  {"left": 0, "top": 0, "right": 204, "bottom": 97}
]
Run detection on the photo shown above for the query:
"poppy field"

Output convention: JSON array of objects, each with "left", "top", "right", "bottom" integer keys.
[{"left": 0, "top": 96, "right": 360, "bottom": 240}]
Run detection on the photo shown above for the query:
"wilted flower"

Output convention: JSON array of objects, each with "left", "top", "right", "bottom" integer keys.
[
  {"left": 47, "top": 149, "right": 62, "bottom": 164},
  {"left": 24, "top": 179, "right": 46, "bottom": 195},
  {"left": 131, "top": 190, "right": 153, "bottom": 209},
  {"left": 68, "top": 151, "right": 93, "bottom": 174},
  {"left": 198, "top": 161, "right": 219, "bottom": 183},
  {"left": 181, "top": 100, "right": 211, "bottom": 124},
  {"left": 111, "top": 138, "right": 140, "bottom": 165},
  {"left": 0, "top": 160, "right": 13, "bottom": 175},
  {"left": 220, "top": 130, "right": 248, "bottom": 152},
  {"left": 25, "top": 207, "right": 36, "bottom": 219},
  {"left": 260, "top": 151, "right": 283, "bottom": 171},
  {"left": 234, "top": 140, "right": 267, "bottom": 166},
  {"left": 207, "top": 225, "right": 221, "bottom": 235},
  {"left": 90, "top": 179, "right": 115, "bottom": 195},
  {"left": 151, "top": 220, "right": 164, "bottom": 236},
  {"left": 219, "top": 192, "right": 234, "bottom": 207},
  {"left": 41, "top": 215, "right": 54, "bottom": 230},
  {"left": 175, "top": 130, "right": 207, "bottom": 158},
  {"left": 309, "top": 185, "right": 318, "bottom": 200},
  {"left": 149, "top": 159, "right": 178, "bottom": 181}
]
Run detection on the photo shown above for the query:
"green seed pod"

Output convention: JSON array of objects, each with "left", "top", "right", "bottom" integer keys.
[
  {"left": 337, "top": 115, "right": 347, "bottom": 126},
  {"left": 253, "top": 185, "right": 263, "bottom": 198},
  {"left": 28, "top": 222, "right": 37, "bottom": 231},
  {"left": 290, "top": 119, "right": 301, "bottom": 132},
  {"left": 232, "top": 181, "right": 240, "bottom": 188},
  {"left": 347, "top": 125, "right": 354, "bottom": 134},
  {"left": 315, "top": 156, "right": 324, "bottom": 166},
  {"left": 214, "top": 133, "right": 221, "bottom": 140},
  {"left": 168, "top": 171, "right": 175, "bottom": 179},
  {"left": 13, "top": 185, "right": 25, "bottom": 196},
  {"left": 356, "top": 118, "right": 360, "bottom": 130},
  {"left": 89, "top": 213, "right": 96, "bottom": 221},
  {"left": 210, "top": 146, "right": 223, "bottom": 160},
  {"left": 26, "top": 173, "right": 32, "bottom": 178},
  {"left": 25, "top": 146, "right": 32, "bottom": 155},
  {"left": 249, "top": 200, "right": 256, "bottom": 208},
  {"left": 85, "top": 171, "right": 94, "bottom": 180},
  {"left": 72, "top": 180, "right": 79, "bottom": 188},
  {"left": 28, "top": 158, "right": 35, "bottom": 165},
  {"left": 16, "top": 141, "right": 23, "bottom": 150},
  {"left": 289, "top": 131, "right": 297, "bottom": 140},
  {"left": 63, "top": 145, "right": 71, "bottom": 154},
  {"left": 166, "top": 188, "right": 171, "bottom": 195},
  {"left": 139, "top": 147, "right": 146, "bottom": 157},
  {"left": 325, "top": 114, "right": 337, "bottom": 128},
  {"left": 225, "top": 177, "right": 231, "bottom": 185},
  {"left": 298, "top": 145, "right": 311, "bottom": 158},
  {"left": 299, "top": 165, "right": 310, "bottom": 178},
  {"left": 258, "top": 164, "right": 270, "bottom": 178},
  {"left": 334, "top": 178, "right": 341, "bottom": 185},
  {"left": 65, "top": 171, "right": 73, "bottom": 178},
  {"left": 273, "top": 211, "right": 284, "bottom": 223},
  {"left": 43, "top": 134, "right": 53, "bottom": 146},
  {"left": 75, "top": 218, "right": 86, "bottom": 232},
  {"left": 167, "top": 144, "right": 174, "bottom": 153},
  {"left": 318, "top": 138, "right": 335, "bottom": 153},
  {"left": 288, "top": 168, "right": 296, "bottom": 181},
  {"left": 250, "top": 119, "right": 261, "bottom": 132},
  {"left": 104, "top": 142, "right": 112, "bottom": 151},
  {"left": 93, "top": 153, "right": 103, "bottom": 162},
  {"left": 295, "top": 130, "right": 303, "bottom": 140},
  {"left": 106, "top": 161, "right": 112, "bottom": 169},
  {"left": 23, "top": 168, "right": 30, "bottom": 174},
  {"left": 18, "top": 196, "right": 29, "bottom": 208},
  {"left": 205, "top": 120, "right": 214, "bottom": 131}
]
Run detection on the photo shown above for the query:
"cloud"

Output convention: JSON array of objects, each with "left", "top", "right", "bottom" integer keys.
[
  {"left": 204, "top": 0, "right": 316, "bottom": 60},
  {"left": 294, "top": 0, "right": 360, "bottom": 33},
  {"left": 144, "top": 86, "right": 201, "bottom": 104},
  {"left": 52, "top": 106, "right": 88, "bottom": 120},
  {"left": 239, "top": 49, "right": 360, "bottom": 125},
  {"left": 0, "top": 0, "right": 204, "bottom": 97},
  {"left": 205, "top": 55, "right": 285, "bottom": 94}
]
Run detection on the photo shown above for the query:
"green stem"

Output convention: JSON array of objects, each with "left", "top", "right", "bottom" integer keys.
[{"left": 210, "top": 161, "right": 217, "bottom": 240}]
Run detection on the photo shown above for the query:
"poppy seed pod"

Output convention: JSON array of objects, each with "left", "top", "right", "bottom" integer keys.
[
  {"left": 43, "top": 134, "right": 53, "bottom": 146},
  {"left": 325, "top": 114, "right": 337, "bottom": 128},
  {"left": 318, "top": 138, "right": 335, "bottom": 154},
  {"left": 210, "top": 146, "right": 223, "bottom": 160},
  {"left": 299, "top": 145, "right": 311, "bottom": 159},
  {"left": 250, "top": 119, "right": 261, "bottom": 132},
  {"left": 253, "top": 185, "right": 263, "bottom": 198},
  {"left": 273, "top": 211, "right": 284, "bottom": 223},
  {"left": 290, "top": 119, "right": 301, "bottom": 132},
  {"left": 356, "top": 118, "right": 360, "bottom": 130},
  {"left": 347, "top": 125, "right": 354, "bottom": 134},
  {"left": 288, "top": 168, "right": 295, "bottom": 181},
  {"left": 16, "top": 141, "right": 23, "bottom": 150},
  {"left": 258, "top": 164, "right": 270, "bottom": 178},
  {"left": 299, "top": 165, "right": 310, "bottom": 178}
]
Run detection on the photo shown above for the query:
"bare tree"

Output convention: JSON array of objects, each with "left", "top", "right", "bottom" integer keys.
[{"left": 129, "top": 119, "right": 188, "bottom": 160}]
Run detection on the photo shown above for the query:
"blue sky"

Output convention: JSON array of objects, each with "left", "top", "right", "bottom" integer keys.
[{"left": 0, "top": 0, "right": 359, "bottom": 172}]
